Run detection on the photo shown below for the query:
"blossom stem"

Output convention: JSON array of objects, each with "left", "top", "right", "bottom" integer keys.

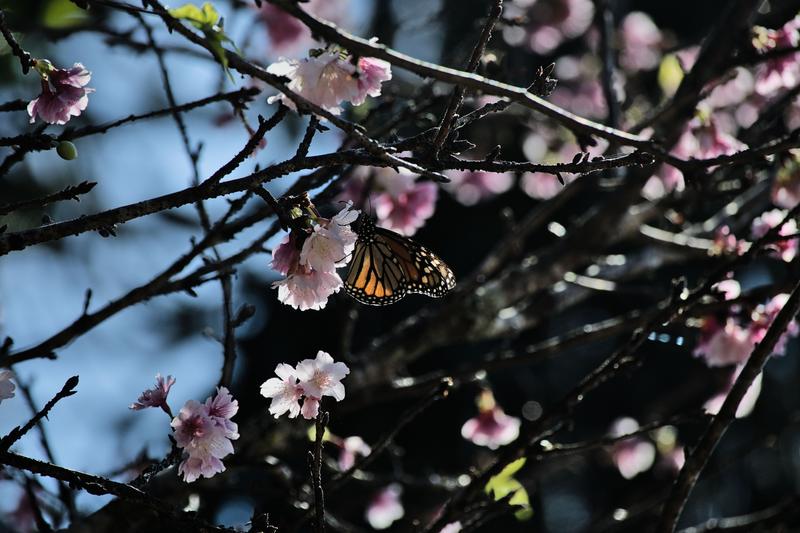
[{"left": 312, "top": 411, "right": 328, "bottom": 533}]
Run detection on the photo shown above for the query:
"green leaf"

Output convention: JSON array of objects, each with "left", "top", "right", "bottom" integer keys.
[
  {"left": 169, "top": 1, "right": 219, "bottom": 29},
  {"left": 42, "top": 0, "right": 90, "bottom": 29},
  {"left": 485, "top": 458, "right": 533, "bottom": 521}
]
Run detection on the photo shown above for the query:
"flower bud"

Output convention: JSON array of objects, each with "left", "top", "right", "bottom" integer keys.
[{"left": 56, "top": 141, "right": 77, "bottom": 160}]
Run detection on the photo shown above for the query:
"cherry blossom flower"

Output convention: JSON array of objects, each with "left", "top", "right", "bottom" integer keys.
[
  {"left": 445, "top": 169, "right": 514, "bottom": 205},
  {"left": 171, "top": 392, "right": 238, "bottom": 483},
  {"left": 753, "top": 17, "right": 800, "bottom": 96},
  {"left": 710, "top": 225, "right": 744, "bottom": 256},
  {"left": 352, "top": 57, "right": 393, "bottom": 106},
  {"left": 521, "top": 171, "right": 575, "bottom": 200},
  {"left": 373, "top": 171, "right": 438, "bottom": 236},
  {"left": 0, "top": 369, "right": 16, "bottom": 404},
  {"left": 645, "top": 115, "right": 746, "bottom": 199},
  {"left": 296, "top": 350, "right": 350, "bottom": 402},
  {"left": 751, "top": 209, "right": 798, "bottom": 263},
  {"left": 274, "top": 267, "right": 343, "bottom": 311},
  {"left": 502, "top": 0, "right": 595, "bottom": 55},
  {"left": 461, "top": 390, "right": 521, "bottom": 449},
  {"left": 712, "top": 279, "right": 741, "bottom": 301},
  {"left": 260, "top": 0, "right": 351, "bottom": 56},
  {"left": 300, "top": 204, "right": 359, "bottom": 273},
  {"left": 366, "top": 484, "right": 404, "bottom": 530},
  {"left": 619, "top": 12, "right": 663, "bottom": 72},
  {"left": 341, "top": 166, "right": 438, "bottom": 236},
  {"left": 205, "top": 386, "right": 239, "bottom": 441},
  {"left": 272, "top": 203, "right": 360, "bottom": 310},
  {"left": 608, "top": 417, "right": 656, "bottom": 479},
  {"left": 693, "top": 317, "right": 755, "bottom": 368},
  {"left": 338, "top": 435, "right": 371, "bottom": 471},
  {"left": 260, "top": 363, "right": 303, "bottom": 418},
  {"left": 129, "top": 373, "right": 175, "bottom": 415},
  {"left": 260, "top": 352, "right": 349, "bottom": 420},
  {"left": 704, "top": 365, "right": 762, "bottom": 419},
  {"left": 267, "top": 49, "right": 391, "bottom": 116},
  {"left": 272, "top": 233, "right": 302, "bottom": 276},
  {"left": 749, "top": 293, "right": 799, "bottom": 355},
  {"left": 27, "top": 60, "right": 94, "bottom": 125}
]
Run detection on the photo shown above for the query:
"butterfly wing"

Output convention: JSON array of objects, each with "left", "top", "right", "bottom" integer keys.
[{"left": 344, "top": 227, "right": 455, "bottom": 306}]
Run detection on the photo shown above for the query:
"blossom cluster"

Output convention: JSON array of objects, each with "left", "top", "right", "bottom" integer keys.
[
  {"left": 267, "top": 48, "right": 391, "bottom": 116},
  {"left": 271, "top": 203, "right": 359, "bottom": 311},
  {"left": 260, "top": 350, "right": 350, "bottom": 419},
  {"left": 130, "top": 375, "right": 239, "bottom": 483}
]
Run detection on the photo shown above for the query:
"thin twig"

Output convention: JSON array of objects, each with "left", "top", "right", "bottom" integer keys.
[
  {"left": 431, "top": 0, "right": 503, "bottom": 157},
  {"left": 0, "top": 182, "right": 97, "bottom": 217},
  {"left": 312, "top": 411, "right": 328, "bottom": 533},
  {"left": 0, "top": 9, "right": 34, "bottom": 73},
  {"left": 0, "top": 376, "right": 79, "bottom": 452}
]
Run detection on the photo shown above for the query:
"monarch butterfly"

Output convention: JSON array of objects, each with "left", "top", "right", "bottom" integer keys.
[{"left": 344, "top": 216, "right": 456, "bottom": 305}]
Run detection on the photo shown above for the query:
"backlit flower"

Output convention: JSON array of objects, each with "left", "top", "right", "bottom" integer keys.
[
  {"left": 260, "top": 363, "right": 303, "bottom": 418},
  {"left": 0, "top": 370, "right": 15, "bottom": 404},
  {"left": 619, "top": 12, "right": 662, "bottom": 72},
  {"left": 753, "top": 17, "right": 800, "bottom": 96},
  {"left": 129, "top": 373, "right": 175, "bottom": 415},
  {"left": 693, "top": 317, "right": 754, "bottom": 368},
  {"left": 267, "top": 49, "right": 390, "bottom": 116},
  {"left": 503, "top": 0, "right": 595, "bottom": 55},
  {"left": 373, "top": 170, "right": 438, "bottom": 236},
  {"left": 461, "top": 390, "right": 521, "bottom": 449},
  {"left": 366, "top": 484, "right": 404, "bottom": 530},
  {"left": 751, "top": 209, "right": 798, "bottom": 263},
  {"left": 609, "top": 417, "right": 656, "bottom": 479},
  {"left": 27, "top": 60, "right": 94, "bottom": 125},
  {"left": 171, "top": 395, "right": 238, "bottom": 483},
  {"left": 295, "top": 350, "right": 350, "bottom": 401},
  {"left": 274, "top": 266, "right": 343, "bottom": 311},
  {"left": 338, "top": 435, "right": 371, "bottom": 471}
]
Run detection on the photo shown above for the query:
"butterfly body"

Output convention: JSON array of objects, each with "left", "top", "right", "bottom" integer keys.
[{"left": 344, "top": 217, "right": 456, "bottom": 306}]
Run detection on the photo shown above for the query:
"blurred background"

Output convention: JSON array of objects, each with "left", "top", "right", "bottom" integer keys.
[{"left": 1, "top": 0, "right": 800, "bottom": 531}]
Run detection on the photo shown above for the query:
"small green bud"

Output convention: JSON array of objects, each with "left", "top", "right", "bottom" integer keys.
[{"left": 56, "top": 141, "right": 78, "bottom": 160}]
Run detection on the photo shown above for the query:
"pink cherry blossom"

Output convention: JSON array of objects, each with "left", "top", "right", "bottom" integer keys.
[
  {"left": 171, "top": 396, "right": 238, "bottom": 483},
  {"left": 753, "top": 17, "right": 800, "bottom": 96},
  {"left": 260, "top": 0, "right": 351, "bottom": 56},
  {"left": 693, "top": 317, "right": 755, "bottom": 368},
  {"left": 608, "top": 417, "right": 656, "bottom": 479},
  {"left": 129, "top": 373, "right": 175, "bottom": 415},
  {"left": 353, "top": 57, "right": 393, "bottom": 106},
  {"left": 619, "top": 12, "right": 662, "bottom": 72},
  {"left": 751, "top": 209, "right": 798, "bottom": 263},
  {"left": 712, "top": 279, "right": 741, "bottom": 300},
  {"left": 749, "top": 293, "right": 799, "bottom": 355},
  {"left": 205, "top": 386, "right": 239, "bottom": 440},
  {"left": 260, "top": 363, "right": 303, "bottom": 418},
  {"left": 445, "top": 169, "right": 514, "bottom": 205},
  {"left": 373, "top": 170, "right": 438, "bottom": 236},
  {"left": 521, "top": 171, "right": 575, "bottom": 200},
  {"left": 461, "top": 390, "right": 521, "bottom": 449},
  {"left": 274, "top": 266, "right": 343, "bottom": 311},
  {"left": 338, "top": 435, "right": 371, "bottom": 471},
  {"left": 267, "top": 49, "right": 391, "bottom": 116},
  {"left": 693, "top": 117, "right": 747, "bottom": 160},
  {"left": 295, "top": 350, "right": 350, "bottom": 402},
  {"left": 271, "top": 233, "right": 301, "bottom": 276},
  {"left": 300, "top": 203, "right": 359, "bottom": 273},
  {"left": 0, "top": 369, "right": 16, "bottom": 403},
  {"left": 27, "top": 61, "right": 94, "bottom": 125},
  {"left": 366, "top": 484, "right": 404, "bottom": 530},
  {"left": 502, "top": 0, "right": 595, "bottom": 55},
  {"left": 704, "top": 366, "right": 763, "bottom": 419}
]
